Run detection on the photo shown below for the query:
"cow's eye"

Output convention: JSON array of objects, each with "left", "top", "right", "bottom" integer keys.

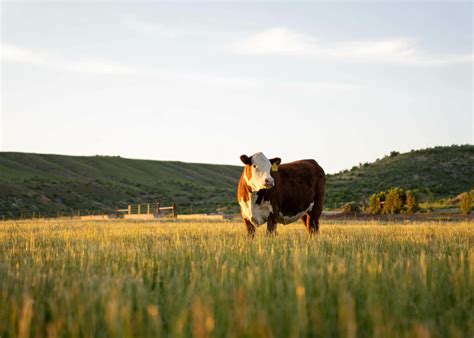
[{"left": 253, "top": 165, "right": 256, "bottom": 169}]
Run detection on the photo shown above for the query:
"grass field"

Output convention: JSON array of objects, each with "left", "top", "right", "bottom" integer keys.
[{"left": 0, "top": 219, "right": 472, "bottom": 338}]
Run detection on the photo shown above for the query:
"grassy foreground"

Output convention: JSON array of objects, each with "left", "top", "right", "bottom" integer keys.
[{"left": 0, "top": 220, "right": 472, "bottom": 338}]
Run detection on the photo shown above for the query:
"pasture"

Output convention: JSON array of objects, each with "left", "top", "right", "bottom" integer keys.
[{"left": 0, "top": 219, "right": 472, "bottom": 338}]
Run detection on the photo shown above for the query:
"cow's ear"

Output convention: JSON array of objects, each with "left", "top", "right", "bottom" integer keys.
[
  {"left": 240, "top": 155, "right": 252, "bottom": 165},
  {"left": 270, "top": 157, "right": 281, "bottom": 166}
]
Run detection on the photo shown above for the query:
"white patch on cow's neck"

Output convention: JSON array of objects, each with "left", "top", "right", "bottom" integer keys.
[{"left": 239, "top": 191, "right": 273, "bottom": 227}]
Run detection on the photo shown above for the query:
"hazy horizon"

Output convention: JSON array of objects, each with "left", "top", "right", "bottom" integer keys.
[{"left": 1, "top": 2, "right": 472, "bottom": 173}]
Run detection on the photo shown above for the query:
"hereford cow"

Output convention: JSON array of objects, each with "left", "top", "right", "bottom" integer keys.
[{"left": 237, "top": 152, "right": 325, "bottom": 236}]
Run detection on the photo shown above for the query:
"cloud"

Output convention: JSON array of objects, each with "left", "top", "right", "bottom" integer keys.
[
  {"left": 2, "top": 44, "right": 137, "bottom": 75},
  {"left": 229, "top": 27, "right": 473, "bottom": 65},
  {"left": 1, "top": 43, "right": 362, "bottom": 91}
]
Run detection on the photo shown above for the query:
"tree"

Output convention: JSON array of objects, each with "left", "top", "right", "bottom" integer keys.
[
  {"left": 460, "top": 192, "right": 472, "bottom": 215},
  {"left": 405, "top": 190, "right": 419, "bottom": 214},
  {"left": 383, "top": 188, "right": 404, "bottom": 214},
  {"left": 369, "top": 193, "right": 379, "bottom": 214},
  {"left": 369, "top": 192, "right": 385, "bottom": 214}
]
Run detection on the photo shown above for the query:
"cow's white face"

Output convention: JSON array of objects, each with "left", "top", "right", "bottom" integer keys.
[{"left": 240, "top": 152, "right": 281, "bottom": 191}]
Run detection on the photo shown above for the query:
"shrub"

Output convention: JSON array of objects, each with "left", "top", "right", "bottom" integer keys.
[
  {"left": 383, "top": 188, "right": 404, "bottom": 214},
  {"left": 369, "top": 194, "right": 379, "bottom": 214},
  {"left": 405, "top": 190, "right": 419, "bottom": 214},
  {"left": 341, "top": 201, "right": 360, "bottom": 215},
  {"left": 369, "top": 192, "right": 385, "bottom": 215},
  {"left": 459, "top": 192, "right": 472, "bottom": 215}
]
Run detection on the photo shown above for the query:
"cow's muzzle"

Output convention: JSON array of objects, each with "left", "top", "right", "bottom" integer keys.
[{"left": 263, "top": 179, "right": 274, "bottom": 189}]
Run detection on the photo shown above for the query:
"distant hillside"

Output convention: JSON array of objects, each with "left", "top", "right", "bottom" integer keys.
[
  {"left": 325, "top": 144, "right": 474, "bottom": 208},
  {"left": 0, "top": 145, "right": 472, "bottom": 218},
  {"left": 0, "top": 153, "right": 242, "bottom": 218}
]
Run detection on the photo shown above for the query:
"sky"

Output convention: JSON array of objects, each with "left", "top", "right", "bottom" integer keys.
[{"left": 1, "top": 1, "right": 472, "bottom": 173}]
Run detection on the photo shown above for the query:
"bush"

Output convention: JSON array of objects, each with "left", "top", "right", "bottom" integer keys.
[
  {"left": 369, "top": 192, "right": 385, "bottom": 215},
  {"left": 369, "top": 194, "right": 379, "bottom": 214},
  {"left": 405, "top": 190, "right": 419, "bottom": 214},
  {"left": 383, "top": 188, "right": 404, "bottom": 214},
  {"left": 459, "top": 192, "right": 472, "bottom": 215},
  {"left": 341, "top": 201, "right": 360, "bottom": 215},
  {"left": 368, "top": 188, "right": 422, "bottom": 215}
]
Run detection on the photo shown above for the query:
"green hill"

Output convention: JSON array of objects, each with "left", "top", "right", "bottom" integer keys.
[
  {"left": 0, "top": 145, "right": 472, "bottom": 218},
  {"left": 325, "top": 144, "right": 474, "bottom": 208},
  {"left": 0, "top": 153, "right": 242, "bottom": 218}
]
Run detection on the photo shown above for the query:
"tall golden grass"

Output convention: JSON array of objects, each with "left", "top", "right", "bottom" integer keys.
[{"left": 0, "top": 219, "right": 472, "bottom": 337}]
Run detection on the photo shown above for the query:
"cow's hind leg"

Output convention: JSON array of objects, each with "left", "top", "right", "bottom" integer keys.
[
  {"left": 307, "top": 216, "right": 319, "bottom": 236},
  {"left": 307, "top": 196, "right": 324, "bottom": 236},
  {"left": 301, "top": 213, "right": 318, "bottom": 236},
  {"left": 301, "top": 214, "right": 313, "bottom": 234}
]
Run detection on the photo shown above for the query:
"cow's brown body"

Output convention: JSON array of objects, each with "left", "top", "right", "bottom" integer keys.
[{"left": 238, "top": 158, "right": 325, "bottom": 236}]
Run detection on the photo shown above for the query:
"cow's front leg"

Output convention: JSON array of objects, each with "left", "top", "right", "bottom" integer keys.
[
  {"left": 266, "top": 213, "right": 278, "bottom": 236},
  {"left": 243, "top": 218, "right": 255, "bottom": 238}
]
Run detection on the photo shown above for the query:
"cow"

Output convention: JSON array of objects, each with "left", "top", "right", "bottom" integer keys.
[{"left": 237, "top": 152, "right": 325, "bottom": 236}]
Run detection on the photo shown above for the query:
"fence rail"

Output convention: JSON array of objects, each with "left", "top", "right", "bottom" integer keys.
[{"left": 116, "top": 202, "right": 177, "bottom": 218}]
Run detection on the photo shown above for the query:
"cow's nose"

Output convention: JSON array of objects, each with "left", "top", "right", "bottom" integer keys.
[{"left": 265, "top": 178, "right": 274, "bottom": 186}]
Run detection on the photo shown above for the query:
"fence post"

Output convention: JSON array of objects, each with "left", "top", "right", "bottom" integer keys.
[
  {"left": 147, "top": 204, "right": 150, "bottom": 215},
  {"left": 138, "top": 204, "right": 141, "bottom": 215},
  {"left": 172, "top": 202, "right": 177, "bottom": 218},
  {"left": 156, "top": 202, "right": 160, "bottom": 215},
  {"left": 128, "top": 205, "right": 131, "bottom": 215}
]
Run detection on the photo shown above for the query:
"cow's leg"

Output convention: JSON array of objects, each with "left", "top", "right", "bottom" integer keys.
[
  {"left": 266, "top": 214, "right": 278, "bottom": 236},
  {"left": 307, "top": 217, "right": 319, "bottom": 236},
  {"left": 243, "top": 218, "right": 255, "bottom": 238},
  {"left": 301, "top": 214, "right": 310, "bottom": 229},
  {"left": 307, "top": 191, "right": 324, "bottom": 236},
  {"left": 301, "top": 214, "right": 312, "bottom": 232},
  {"left": 302, "top": 213, "right": 318, "bottom": 235},
  {"left": 301, "top": 214, "right": 308, "bottom": 226}
]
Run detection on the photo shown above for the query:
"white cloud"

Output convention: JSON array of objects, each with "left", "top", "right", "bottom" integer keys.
[
  {"left": 230, "top": 27, "right": 473, "bottom": 65},
  {"left": 232, "top": 27, "right": 315, "bottom": 55},
  {"left": 1, "top": 43, "right": 362, "bottom": 91}
]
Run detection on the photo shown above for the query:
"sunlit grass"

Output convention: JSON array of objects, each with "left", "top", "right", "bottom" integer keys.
[{"left": 0, "top": 219, "right": 472, "bottom": 337}]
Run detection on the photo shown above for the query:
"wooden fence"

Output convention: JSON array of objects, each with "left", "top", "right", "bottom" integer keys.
[{"left": 116, "top": 202, "right": 177, "bottom": 218}]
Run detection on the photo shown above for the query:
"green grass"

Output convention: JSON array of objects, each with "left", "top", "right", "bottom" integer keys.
[{"left": 0, "top": 219, "right": 472, "bottom": 337}]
